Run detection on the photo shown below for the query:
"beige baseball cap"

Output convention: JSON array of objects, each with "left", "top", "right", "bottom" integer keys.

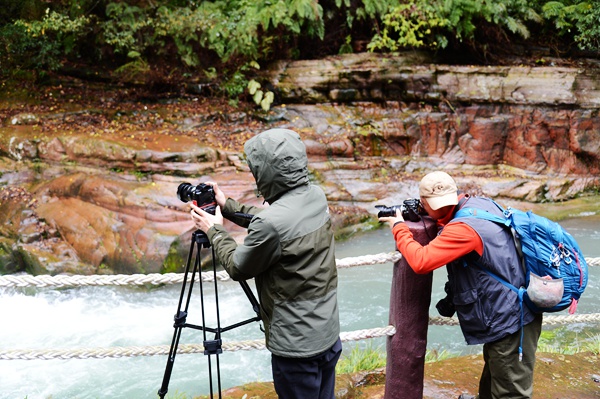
[{"left": 419, "top": 171, "right": 458, "bottom": 210}]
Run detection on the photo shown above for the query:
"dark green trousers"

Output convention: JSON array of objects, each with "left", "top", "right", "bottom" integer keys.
[{"left": 478, "top": 313, "right": 543, "bottom": 399}]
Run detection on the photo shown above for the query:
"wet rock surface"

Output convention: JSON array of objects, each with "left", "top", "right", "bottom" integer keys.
[{"left": 1, "top": 53, "right": 599, "bottom": 275}]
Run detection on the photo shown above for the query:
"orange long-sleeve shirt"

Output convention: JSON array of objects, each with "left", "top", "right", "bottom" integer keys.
[{"left": 391, "top": 206, "right": 484, "bottom": 274}]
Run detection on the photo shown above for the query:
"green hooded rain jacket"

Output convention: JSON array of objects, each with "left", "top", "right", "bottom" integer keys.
[{"left": 206, "top": 128, "right": 340, "bottom": 358}]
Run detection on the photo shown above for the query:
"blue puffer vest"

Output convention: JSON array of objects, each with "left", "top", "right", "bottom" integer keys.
[{"left": 447, "top": 196, "right": 536, "bottom": 345}]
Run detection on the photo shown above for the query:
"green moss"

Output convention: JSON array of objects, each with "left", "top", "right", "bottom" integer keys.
[
  {"left": 512, "top": 194, "right": 600, "bottom": 221},
  {"left": 14, "top": 245, "right": 46, "bottom": 275},
  {"left": 162, "top": 239, "right": 186, "bottom": 274}
]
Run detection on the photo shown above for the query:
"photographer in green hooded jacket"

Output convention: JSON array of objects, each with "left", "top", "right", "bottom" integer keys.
[{"left": 190, "top": 128, "right": 341, "bottom": 399}]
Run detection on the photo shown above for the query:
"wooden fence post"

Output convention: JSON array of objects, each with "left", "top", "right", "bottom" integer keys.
[{"left": 384, "top": 217, "right": 438, "bottom": 399}]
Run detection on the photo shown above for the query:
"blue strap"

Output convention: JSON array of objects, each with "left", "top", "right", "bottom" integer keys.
[
  {"left": 518, "top": 287, "right": 525, "bottom": 362},
  {"left": 476, "top": 264, "right": 526, "bottom": 362},
  {"left": 455, "top": 207, "right": 511, "bottom": 227}
]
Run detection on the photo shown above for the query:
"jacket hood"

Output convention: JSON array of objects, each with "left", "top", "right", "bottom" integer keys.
[{"left": 244, "top": 129, "right": 309, "bottom": 203}]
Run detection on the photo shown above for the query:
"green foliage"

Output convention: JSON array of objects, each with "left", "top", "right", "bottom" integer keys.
[
  {"left": 245, "top": 61, "right": 274, "bottom": 110},
  {"left": 102, "top": 3, "right": 152, "bottom": 57},
  {"left": 192, "top": 0, "right": 324, "bottom": 62},
  {"left": 0, "top": 0, "right": 45, "bottom": 25},
  {"left": 334, "top": 0, "right": 399, "bottom": 27},
  {"left": 113, "top": 57, "right": 150, "bottom": 84},
  {"left": 100, "top": 0, "right": 326, "bottom": 68},
  {"left": 0, "top": 8, "right": 90, "bottom": 75},
  {"left": 336, "top": 342, "right": 386, "bottom": 374},
  {"left": 582, "top": 333, "right": 600, "bottom": 354},
  {"left": 15, "top": 8, "right": 91, "bottom": 54},
  {"left": 368, "top": 0, "right": 447, "bottom": 51},
  {"left": 339, "top": 35, "right": 354, "bottom": 54},
  {"left": 542, "top": 1, "right": 599, "bottom": 51},
  {"left": 441, "top": 0, "right": 541, "bottom": 40},
  {"left": 370, "top": 0, "right": 541, "bottom": 52},
  {"left": 248, "top": 79, "right": 275, "bottom": 111},
  {"left": 538, "top": 327, "right": 600, "bottom": 355},
  {"left": 98, "top": 0, "right": 326, "bottom": 99}
]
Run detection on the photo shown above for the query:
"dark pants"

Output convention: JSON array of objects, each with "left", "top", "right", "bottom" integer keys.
[
  {"left": 478, "top": 313, "right": 543, "bottom": 399},
  {"left": 271, "top": 337, "right": 342, "bottom": 399}
]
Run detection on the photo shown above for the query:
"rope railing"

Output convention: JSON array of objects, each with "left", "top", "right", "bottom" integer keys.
[
  {"left": 1, "top": 253, "right": 598, "bottom": 289},
  {"left": 1, "top": 253, "right": 599, "bottom": 361},
  {"left": 3, "top": 314, "right": 600, "bottom": 360},
  {"left": 0, "top": 327, "right": 396, "bottom": 361}
]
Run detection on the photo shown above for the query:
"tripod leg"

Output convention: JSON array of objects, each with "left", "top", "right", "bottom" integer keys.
[
  {"left": 158, "top": 235, "right": 199, "bottom": 398},
  {"left": 158, "top": 321, "right": 184, "bottom": 398},
  {"left": 201, "top": 245, "right": 224, "bottom": 398},
  {"left": 211, "top": 245, "right": 223, "bottom": 399},
  {"left": 239, "top": 280, "right": 261, "bottom": 318}
]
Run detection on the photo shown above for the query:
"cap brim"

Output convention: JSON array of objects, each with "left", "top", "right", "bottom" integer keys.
[{"left": 425, "top": 193, "right": 458, "bottom": 210}]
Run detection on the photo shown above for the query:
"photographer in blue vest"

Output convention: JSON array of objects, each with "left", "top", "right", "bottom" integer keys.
[{"left": 380, "top": 171, "right": 543, "bottom": 399}]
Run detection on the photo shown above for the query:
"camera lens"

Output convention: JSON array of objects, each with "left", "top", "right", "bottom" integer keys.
[
  {"left": 375, "top": 205, "right": 403, "bottom": 218},
  {"left": 177, "top": 183, "right": 194, "bottom": 203}
]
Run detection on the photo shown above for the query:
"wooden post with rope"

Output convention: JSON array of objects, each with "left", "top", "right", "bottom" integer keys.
[{"left": 384, "top": 216, "right": 438, "bottom": 399}]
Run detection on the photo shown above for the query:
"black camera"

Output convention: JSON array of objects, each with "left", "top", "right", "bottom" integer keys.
[
  {"left": 436, "top": 281, "right": 456, "bottom": 317},
  {"left": 177, "top": 182, "right": 217, "bottom": 215},
  {"left": 375, "top": 198, "right": 424, "bottom": 222}
]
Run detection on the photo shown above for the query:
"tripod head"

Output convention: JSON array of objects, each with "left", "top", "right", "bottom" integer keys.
[{"left": 192, "top": 229, "right": 211, "bottom": 247}]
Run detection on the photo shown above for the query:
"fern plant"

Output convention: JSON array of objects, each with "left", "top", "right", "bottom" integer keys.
[{"left": 542, "top": 1, "right": 599, "bottom": 51}]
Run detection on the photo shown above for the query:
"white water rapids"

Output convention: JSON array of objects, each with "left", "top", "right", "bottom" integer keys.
[{"left": 1, "top": 216, "right": 599, "bottom": 399}]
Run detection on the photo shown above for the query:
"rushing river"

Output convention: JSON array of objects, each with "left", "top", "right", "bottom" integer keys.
[{"left": 1, "top": 215, "right": 599, "bottom": 399}]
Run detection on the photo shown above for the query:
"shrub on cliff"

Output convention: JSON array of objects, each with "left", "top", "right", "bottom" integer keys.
[{"left": 0, "top": 0, "right": 598, "bottom": 97}]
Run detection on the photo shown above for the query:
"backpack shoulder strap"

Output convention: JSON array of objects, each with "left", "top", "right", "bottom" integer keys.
[
  {"left": 454, "top": 207, "right": 509, "bottom": 226},
  {"left": 454, "top": 205, "right": 527, "bottom": 274}
]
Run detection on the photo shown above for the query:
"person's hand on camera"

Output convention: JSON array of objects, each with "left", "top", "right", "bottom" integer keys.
[
  {"left": 378, "top": 209, "right": 404, "bottom": 229},
  {"left": 203, "top": 181, "right": 226, "bottom": 208},
  {"left": 190, "top": 202, "right": 224, "bottom": 232}
]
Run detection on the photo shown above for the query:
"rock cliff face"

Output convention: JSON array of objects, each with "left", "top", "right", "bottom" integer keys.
[
  {"left": 1, "top": 52, "right": 599, "bottom": 275},
  {"left": 266, "top": 53, "right": 600, "bottom": 177}
]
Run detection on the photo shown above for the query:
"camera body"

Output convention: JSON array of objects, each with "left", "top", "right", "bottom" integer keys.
[
  {"left": 177, "top": 182, "right": 217, "bottom": 215},
  {"left": 375, "top": 198, "right": 424, "bottom": 222},
  {"left": 436, "top": 281, "right": 456, "bottom": 317}
]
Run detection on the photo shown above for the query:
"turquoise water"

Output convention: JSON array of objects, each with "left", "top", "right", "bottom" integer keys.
[{"left": 0, "top": 216, "right": 598, "bottom": 399}]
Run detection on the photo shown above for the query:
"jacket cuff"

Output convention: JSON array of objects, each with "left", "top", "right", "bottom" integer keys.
[{"left": 207, "top": 224, "right": 226, "bottom": 243}]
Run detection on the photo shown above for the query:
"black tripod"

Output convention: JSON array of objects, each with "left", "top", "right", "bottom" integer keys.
[{"left": 158, "top": 230, "right": 261, "bottom": 399}]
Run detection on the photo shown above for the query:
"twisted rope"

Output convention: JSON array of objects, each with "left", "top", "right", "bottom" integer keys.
[
  {"left": 429, "top": 313, "right": 600, "bottom": 326},
  {"left": 0, "top": 270, "right": 231, "bottom": 288},
  {"left": 335, "top": 252, "right": 403, "bottom": 268},
  {"left": 0, "top": 326, "right": 397, "bottom": 361},
  {"left": 2, "top": 254, "right": 598, "bottom": 289},
  {"left": 4, "top": 313, "right": 600, "bottom": 361}
]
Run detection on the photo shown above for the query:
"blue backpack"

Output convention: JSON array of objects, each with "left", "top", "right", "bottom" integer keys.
[{"left": 455, "top": 202, "right": 588, "bottom": 314}]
